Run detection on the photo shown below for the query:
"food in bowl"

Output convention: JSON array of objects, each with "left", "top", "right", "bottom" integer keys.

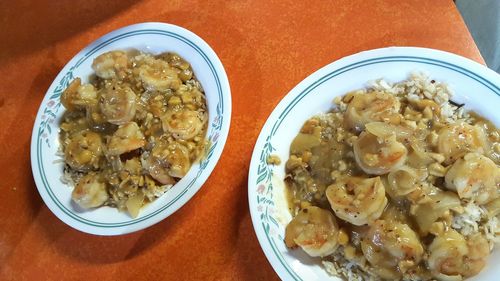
[
  {"left": 284, "top": 73, "right": 500, "bottom": 280},
  {"left": 59, "top": 50, "right": 208, "bottom": 217}
]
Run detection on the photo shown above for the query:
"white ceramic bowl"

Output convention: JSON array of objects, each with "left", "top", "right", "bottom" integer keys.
[
  {"left": 248, "top": 47, "right": 500, "bottom": 280},
  {"left": 31, "top": 22, "right": 231, "bottom": 235}
]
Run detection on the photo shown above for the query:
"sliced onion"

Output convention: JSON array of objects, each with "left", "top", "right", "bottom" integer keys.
[
  {"left": 387, "top": 166, "right": 418, "bottom": 198},
  {"left": 126, "top": 191, "right": 145, "bottom": 218},
  {"left": 485, "top": 198, "right": 500, "bottom": 217},
  {"left": 413, "top": 190, "right": 461, "bottom": 234},
  {"left": 290, "top": 133, "right": 321, "bottom": 154},
  {"left": 431, "top": 191, "right": 461, "bottom": 212}
]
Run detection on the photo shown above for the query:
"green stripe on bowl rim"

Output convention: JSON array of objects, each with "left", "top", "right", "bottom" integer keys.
[
  {"left": 36, "top": 29, "right": 225, "bottom": 227},
  {"left": 256, "top": 56, "right": 500, "bottom": 281}
]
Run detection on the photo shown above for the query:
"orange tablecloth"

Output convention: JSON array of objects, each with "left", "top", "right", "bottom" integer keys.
[{"left": 0, "top": 0, "right": 483, "bottom": 280}]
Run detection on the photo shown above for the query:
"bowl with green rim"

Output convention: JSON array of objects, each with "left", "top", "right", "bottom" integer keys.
[
  {"left": 31, "top": 22, "right": 231, "bottom": 235},
  {"left": 248, "top": 47, "right": 500, "bottom": 280}
]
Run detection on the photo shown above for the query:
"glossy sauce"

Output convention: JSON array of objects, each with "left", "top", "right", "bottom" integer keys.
[{"left": 284, "top": 88, "right": 500, "bottom": 280}]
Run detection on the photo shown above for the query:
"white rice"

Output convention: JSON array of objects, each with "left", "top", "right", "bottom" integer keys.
[
  {"left": 367, "top": 72, "right": 470, "bottom": 122},
  {"left": 452, "top": 201, "right": 484, "bottom": 236},
  {"left": 452, "top": 201, "right": 500, "bottom": 248},
  {"left": 323, "top": 248, "right": 381, "bottom": 281}
]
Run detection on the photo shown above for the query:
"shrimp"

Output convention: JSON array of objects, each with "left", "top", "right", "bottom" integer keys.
[
  {"left": 143, "top": 141, "right": 191, "bottom": 182},
  {"left": 162, "top": 109, "right": 205, "bottom": 140},
  {"left": 61, "top": 78, "right": 98, "bottom": 111},
  {"left": 353, "top": 131, "right": 408, "bottom": 175},
  {"left": 284, "top": 206, "right": 339, "bottom": 257},
  {"left": 445, "top": 152, "right": 499, "bottom": 204},
  {"left": 64, "top": 130, "right": 103, "bottom": 171},
  {"left": 85, "top": 103, "right": 117, "bottom": 133},
  {"left": 107, "top": 122, "right": 146, "bottom": 156},
  {"left": 160, "top": 52, "right": 193, "bottom": 81},
  {"left": 438, "top": 122, "right": 489, "bottom": 164},
  {"left": 326, "top": 176, "right": 388, "bottom": 226},
  {"left": 428, "top": 230, "right": 489, "bottom": 280},
  {"left": 159, "top": 52, "right": 191, "bottom": 70},
  {"left": 99, "top": 84, "right": 137, "bottom": 125},
  {"left": 344, "top": 91, "right": 401, "bottom": 131},
  {"left": 162, "top": 142, "right": 191, "bottom": 178},
  {"left": 138, "top": 59, "right": 181, "bottom": 91},
  {"left": 142, "top": 153, "right": 175, "bottom": 185},
  {"left": 91, "top": 50, "right": 129, "bottom": 79},
  {"left": 361, "top": 220, "right": 424, "bottom": 279},
  {"left": 464, "top": 233, "right": 491, "bottom": 277},
  {"left": 72, "top": 173, "right": 109, "bottom": 209}
]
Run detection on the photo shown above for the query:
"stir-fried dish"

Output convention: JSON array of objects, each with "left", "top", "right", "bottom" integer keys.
[
  {"left": 284, "top": 74, "right": 500, "bottom": 280},
  {"left": 59, "top": 50, "right": 208, "bottom": 217}
]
